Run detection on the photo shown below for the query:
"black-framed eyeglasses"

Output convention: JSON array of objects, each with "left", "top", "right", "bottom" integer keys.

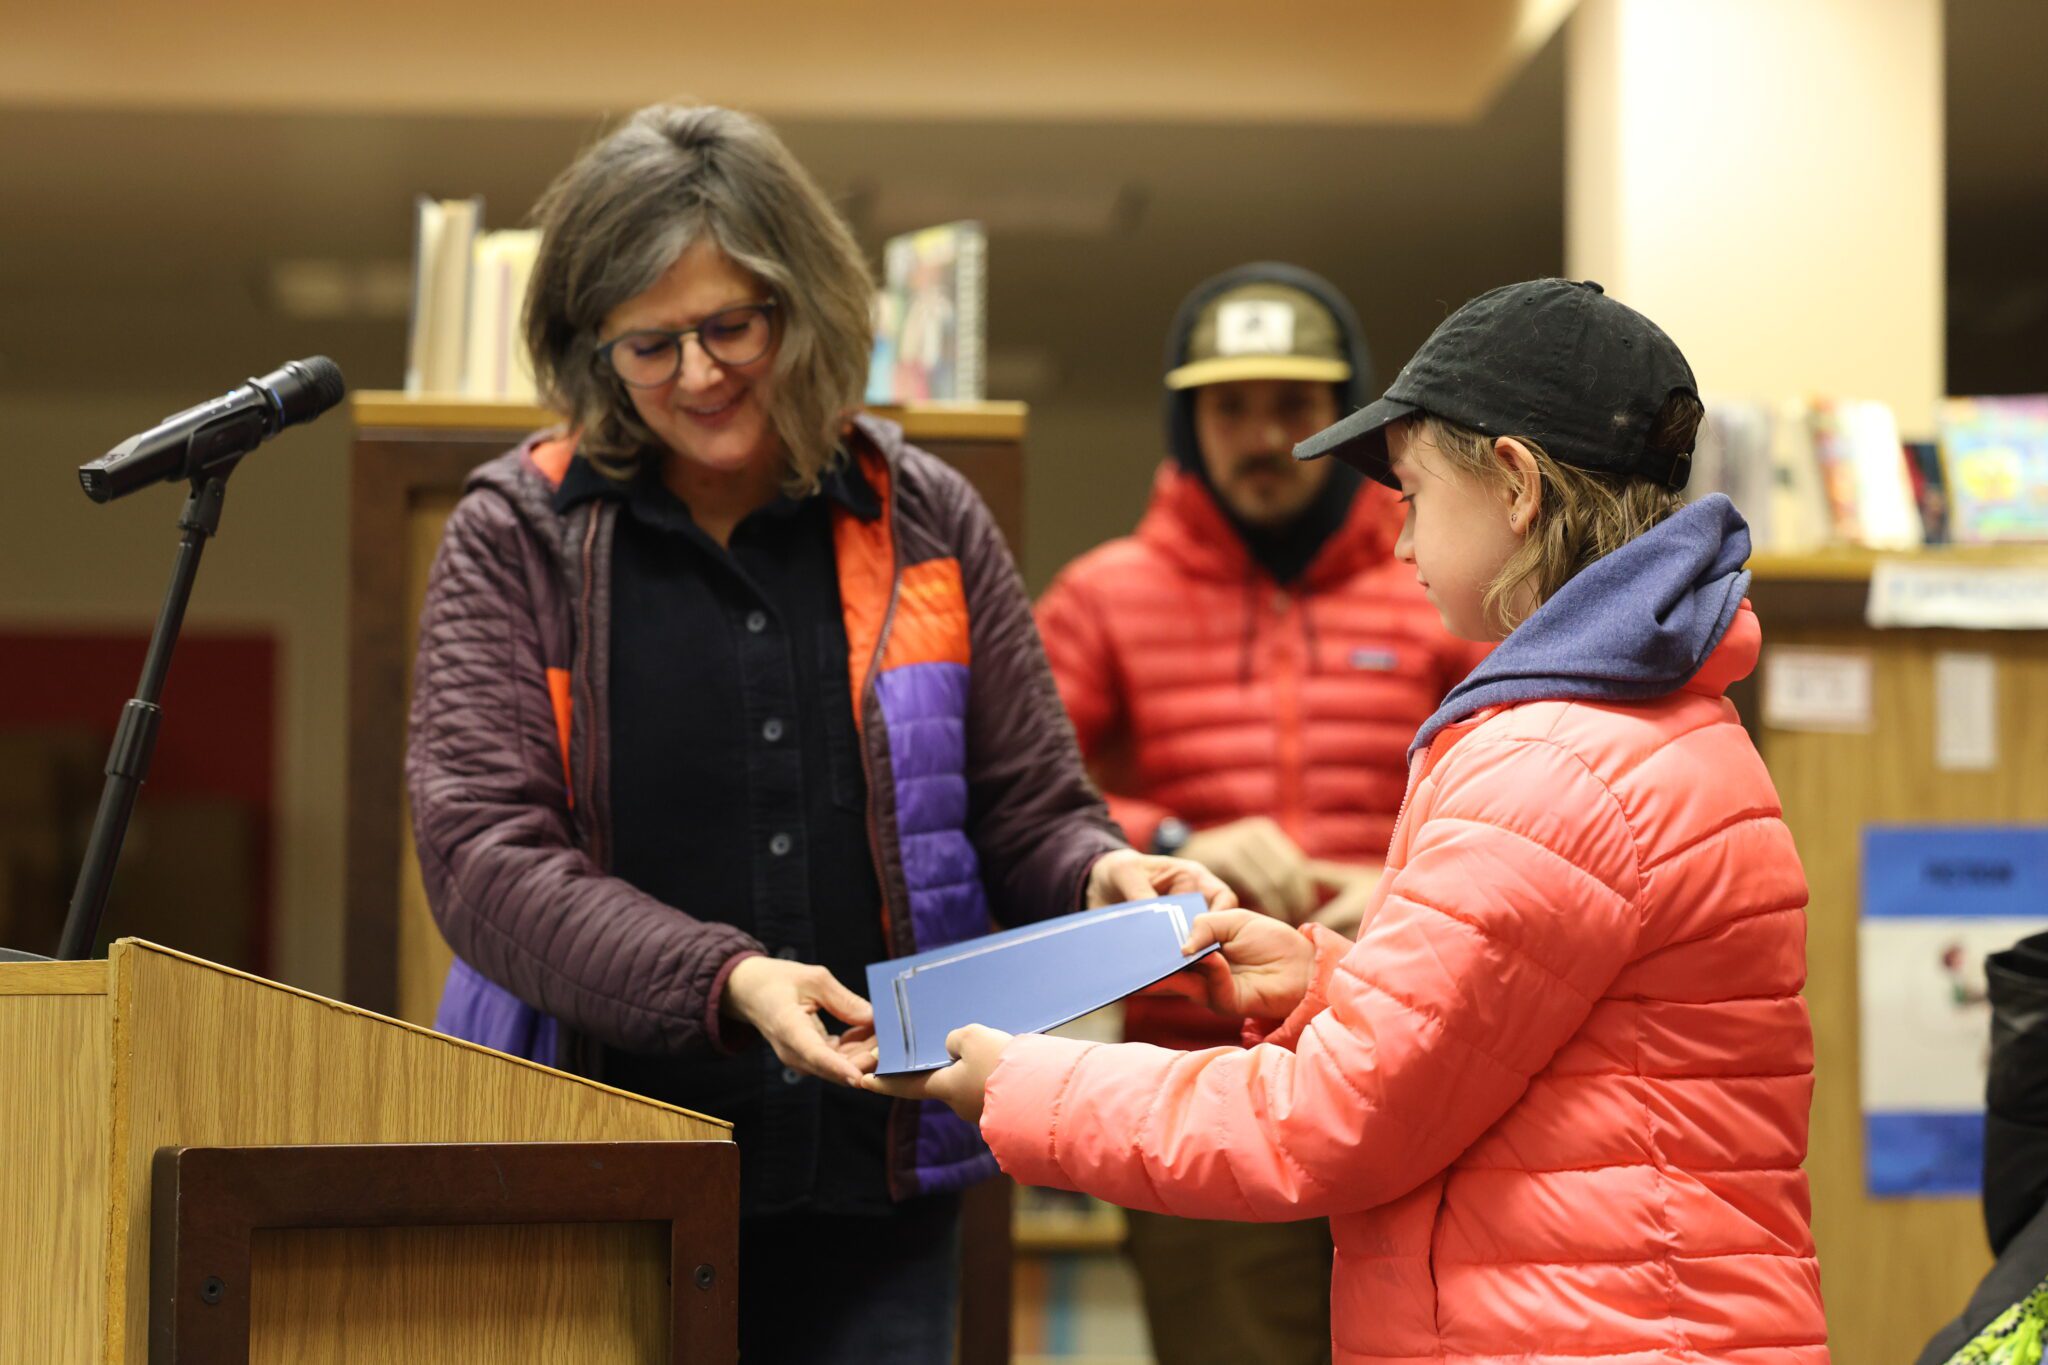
[{"left": 593, "top": 301, "right": 779, "bottom": 388}]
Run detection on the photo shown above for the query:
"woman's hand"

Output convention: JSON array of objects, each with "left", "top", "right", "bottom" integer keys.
[
  {"left": 1086, "top": 848, "right": 1237, "bottom": 913},
  {"left": 860, "top": 1024, "right": 1014, "bottom": 1124},
  {"left": 719, "top": 956, "right": 875, "bottom": 1087},
  {"left": 1172, "top": 909, "right": 1318, "bottom": 1020}
]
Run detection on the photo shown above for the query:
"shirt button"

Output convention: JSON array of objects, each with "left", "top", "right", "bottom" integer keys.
[
  {"left": 746, "top": 610, "right": 768, "bottom": 633},
  {"left": 769, "top": 832, "right": 792, "bottom": 857},
  {"left": 781, "top": 1067, "right": 802, "bottom": 1086},
  {"left": 762, "top": 717, "right": 785, "bottom": 742}
]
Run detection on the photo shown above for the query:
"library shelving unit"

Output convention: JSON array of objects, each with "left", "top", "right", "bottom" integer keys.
[{"left": 1741, "top": 543, "right": 2048, "bottom": 1361}]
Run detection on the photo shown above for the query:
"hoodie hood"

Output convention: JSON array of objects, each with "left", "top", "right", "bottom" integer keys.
[
  {"left": 1409, "top": 494, "right": 1755, "bottom": 757},
  {"left": 1163, "top": 263, "right": 1378, "bottom": 584}
]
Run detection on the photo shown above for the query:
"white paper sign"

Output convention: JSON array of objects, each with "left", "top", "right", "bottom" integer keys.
[
  {"left": 1868, "top": 561, "right": 2048, "bottom": 629},
  {"left": 1933, "top": 652, "right": 1998, "bottom": 771},
  {"left": 1763, "top": 647, "right": 1873, "bottom": 732}
]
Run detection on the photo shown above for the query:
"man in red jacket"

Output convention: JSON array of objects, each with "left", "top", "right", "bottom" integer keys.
[{"left": 1035, "top": 263, "right": 1481, "bottom": 1364}]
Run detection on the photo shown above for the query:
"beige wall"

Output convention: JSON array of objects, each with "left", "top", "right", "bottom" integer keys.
[
  {"left": 1566, "top": 0, "right": 1944, "bottom": 435},
  {"left": 2, "top": 394, "right": 349, "bottom": 994}
]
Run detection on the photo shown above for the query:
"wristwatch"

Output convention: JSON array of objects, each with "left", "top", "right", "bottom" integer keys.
[{"left": 1151, "top": 816, "right": 1192, "bottom": 857}]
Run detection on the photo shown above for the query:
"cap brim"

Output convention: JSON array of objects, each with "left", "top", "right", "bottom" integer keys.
[
  {"left": 1292, "top": 396, "right": 1419, "bottom": 486},
  {"left": 1164, "top": 356, "right": 1351, "bottom": 390}
]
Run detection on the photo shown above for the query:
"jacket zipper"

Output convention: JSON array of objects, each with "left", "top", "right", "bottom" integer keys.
[
  {"left": 858, "top": 492, "right": 908, "bottom": 956},
  {"left": 1274, "top": 588, "right": 1306, "bottom": 843},
  {"left": 574, "top": 508, "right": 603, "bottom": 866},
  {"left": 855, "top": 457, "right": 917, "bottom": 1203}
]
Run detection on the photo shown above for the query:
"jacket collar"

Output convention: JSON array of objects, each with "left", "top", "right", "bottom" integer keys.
[
  {"left": 1133, "top": 463, "right": 1400, "bottom": 588},
  {"left": 550, "top": 446, "right": 882, "bottom": 527}
]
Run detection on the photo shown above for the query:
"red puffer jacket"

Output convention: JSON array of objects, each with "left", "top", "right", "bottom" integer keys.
[
  {"left": 982, "top": 606, "right": 1828, "bottom": 1363},
  {"left": 1036, "top": 465, "right": 1482, "bottom": 1050}
]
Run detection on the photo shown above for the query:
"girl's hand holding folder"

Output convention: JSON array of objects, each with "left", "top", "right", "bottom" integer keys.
[
  {"left": 860, "top": 1024, "right": 1014, "bottom": 1123},
  {"left": 1171, "top": 910, "right": 1317, "bottom": 1022}
]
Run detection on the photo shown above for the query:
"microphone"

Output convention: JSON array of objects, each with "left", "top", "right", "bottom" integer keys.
[{"left": 77, "top": 356, "right": 347, "bottom": 503}]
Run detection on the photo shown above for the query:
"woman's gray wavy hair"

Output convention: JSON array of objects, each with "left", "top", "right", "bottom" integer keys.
[{"left": 524, "top": 104, "right": 874, "bottom": 491}]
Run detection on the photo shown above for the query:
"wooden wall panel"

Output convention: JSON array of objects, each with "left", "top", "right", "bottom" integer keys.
[{"left": 1759, "top": 623, "right": 2048, "bottom": 1361}]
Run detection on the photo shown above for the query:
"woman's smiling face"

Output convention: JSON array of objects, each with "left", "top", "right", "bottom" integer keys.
[{"left": 601, "top": 236, "right": 782, "bottom": 478}]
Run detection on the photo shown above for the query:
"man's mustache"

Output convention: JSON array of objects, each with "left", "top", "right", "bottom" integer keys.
[{"left": 1232, "top": 453, "right": 1296, "bottom": 478}]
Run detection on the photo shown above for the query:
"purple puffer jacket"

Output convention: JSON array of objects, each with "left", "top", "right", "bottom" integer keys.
[{"left": 407, "top": 415, "right": 1125, "bottom": 1198}]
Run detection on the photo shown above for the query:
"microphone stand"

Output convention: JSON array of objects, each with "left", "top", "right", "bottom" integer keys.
[{"left": 54, "top": 465, "right": 238, "bottom": 960}]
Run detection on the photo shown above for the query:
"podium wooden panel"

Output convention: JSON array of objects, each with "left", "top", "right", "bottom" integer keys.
[
  {"left": 153, "top": 1142, "right": 733, "bottom": 1363},
  {"left": 0, "top": 940, "right": 733, "bottom": 1364}
]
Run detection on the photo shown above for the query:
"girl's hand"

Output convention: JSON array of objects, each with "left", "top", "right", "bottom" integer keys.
[
  {"left": 719, "top": 956, "right": 874, "bottom": 1087},
  {"left": 1087, "top": 848, "right": 1237, "bottom": 912},
  {"left": 1174, "top": 909, "right": 1317, "bottom": 1020},
  {"left": 860, "top": 1024, "right": 1014, "bottom": 1124}
]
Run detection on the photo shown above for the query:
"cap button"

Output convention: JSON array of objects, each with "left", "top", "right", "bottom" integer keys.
[{"left": 1578, "top": 280, "right": 1606, "bottom": 294}]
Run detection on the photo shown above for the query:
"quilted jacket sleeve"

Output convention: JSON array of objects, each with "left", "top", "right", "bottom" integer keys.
[
  {"left": 980, "top": 734, "right": 1644, "bottom": 1220},
  {"left": 1034, "top": 568, "right": 1172, "bottom": 850},
  {"left": 948, "top": 480, "right": 1125, "bottom": 927},
  {"left": 406, "top": 489, "right": 764, "bottom": 1056}
]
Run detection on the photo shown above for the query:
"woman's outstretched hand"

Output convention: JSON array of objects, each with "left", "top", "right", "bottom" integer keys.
[
  {"left": 1171, "top": 909, "right": 1318, "bottom": 1021},
  {"left": 1086, "top": 848, "right": 1237, "bottom": 912},
  {"left": 719, "top": 956, "right": 875, "bottom": 1087}
]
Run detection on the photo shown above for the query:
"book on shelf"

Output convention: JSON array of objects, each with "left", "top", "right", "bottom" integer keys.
[
  {"left": 1691, "top": 398, "right": 1834, "bottom": 551},
  {"left": 463, "top": 229, "right": 542, "bottom": 403},
  {"left": 1807, "top": 398, "right": 1924, "bottom": 549},
  {"left": 1693, "top": 397, "right": 1934, "bottom": 553},
  {"left": 404, "top": 197, "right": 542, "bottom": 401},
  {"left": 405, "top": 196, "right": 480, "bottom": 396},
  {"left": 1938, "top": 395, "right": 2048, "bottom": 544},
  {"left": 1902, "top": 439, "right": 1951, "bottom": 544},
  {"left": 865, "top": 220, "right": 986, "bottom": 405}
]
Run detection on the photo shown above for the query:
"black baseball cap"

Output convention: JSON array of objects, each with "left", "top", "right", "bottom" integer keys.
[{"left": 1293, "top": 279, "right": 1701, "bottom": 490}]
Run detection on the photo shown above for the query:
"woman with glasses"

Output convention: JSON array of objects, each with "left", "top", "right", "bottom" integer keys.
[{"left": 404, "top": 103, "right": 1228, "bottom": 1363}]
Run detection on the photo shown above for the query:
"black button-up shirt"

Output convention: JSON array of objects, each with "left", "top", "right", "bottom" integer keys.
[{"left": 555, "top": 453, "right": 893, "bottom": 1217}]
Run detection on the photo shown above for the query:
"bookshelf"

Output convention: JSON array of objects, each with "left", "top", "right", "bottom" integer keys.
[
  {"left": 1750, "top": 542, "right": 2048, "bottom": 584},
  {"left": 1014, "top": 1204, "right": 1128, "bottom": 1255},
  {"left": 1739, "top": 542, "right": 2048, "bottom": 1360},
  {"left": 348, "top": 392, "right": 1026, "bottom": 440}
]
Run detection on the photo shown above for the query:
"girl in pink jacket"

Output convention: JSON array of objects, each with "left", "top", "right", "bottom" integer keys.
[{"left": 870, "top": 279, "right": 1829, "bottom": 1363}]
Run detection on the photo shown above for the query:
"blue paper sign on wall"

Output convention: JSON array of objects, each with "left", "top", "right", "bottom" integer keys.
[{"left": 1861, "top": 826, "right": 2048, "bottom": 1197}]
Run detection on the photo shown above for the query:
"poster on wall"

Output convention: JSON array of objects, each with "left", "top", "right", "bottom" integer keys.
[{"left": 1861, "top": 826, "right": 2048, "bottom": 1196}]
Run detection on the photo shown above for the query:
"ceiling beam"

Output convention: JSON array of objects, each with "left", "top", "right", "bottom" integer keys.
[{"left": 5, "top": 1, "right": 1576, "bottom": 124}]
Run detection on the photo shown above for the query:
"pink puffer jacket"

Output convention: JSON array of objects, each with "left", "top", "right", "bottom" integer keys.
[{"left": 981, "top": 606, "right": 1828, "bottom": 1363}]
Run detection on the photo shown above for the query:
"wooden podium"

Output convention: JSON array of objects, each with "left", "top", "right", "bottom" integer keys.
[{"left": 0, "top": 940, "right": 736, "bottom": 1364}]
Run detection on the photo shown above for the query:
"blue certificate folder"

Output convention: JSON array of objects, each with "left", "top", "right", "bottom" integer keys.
[{"left": 866, "top": 893, "right": 1218, "bottom": 1075}]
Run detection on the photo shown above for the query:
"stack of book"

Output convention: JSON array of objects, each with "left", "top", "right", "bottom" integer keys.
[
  {"left": 1691, "top": 394, "right": 2048, "bottom": 552},
  {"left": 405, "top": 196, "right": 541, "bottom": 401}
]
